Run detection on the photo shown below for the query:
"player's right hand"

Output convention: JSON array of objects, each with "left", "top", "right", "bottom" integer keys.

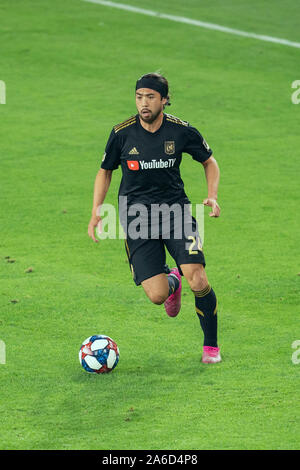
[
  {"left": 203, "top": 198, "right": 221, "bottom": 218},
  {"left": 88, "top": 215, "right": 102, "bottom": 243}
]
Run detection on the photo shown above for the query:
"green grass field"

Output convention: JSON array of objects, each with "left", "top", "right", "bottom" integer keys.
[{"left": 0, "top": 0, "right": 299, "bottom": 450}]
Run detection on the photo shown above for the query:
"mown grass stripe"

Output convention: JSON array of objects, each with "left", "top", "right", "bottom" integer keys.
[{"left": 83, "top": 0, "right": 300, "bottom": 49}]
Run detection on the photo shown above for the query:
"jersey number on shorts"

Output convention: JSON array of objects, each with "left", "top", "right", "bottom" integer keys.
[{"left": 188, "top": 236, "right": 202, "bottom": 255}]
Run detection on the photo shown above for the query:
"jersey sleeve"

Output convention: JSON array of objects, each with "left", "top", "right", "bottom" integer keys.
[
  {"left": 183, "top": 125, "right": 213, "bottom": 163},
  {"left": 100, "top": 129, "right": 121, "bottom": 170}
]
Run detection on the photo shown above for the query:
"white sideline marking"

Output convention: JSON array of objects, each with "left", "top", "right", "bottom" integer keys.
[{"left": 83, "top": 0, "right": 300, "bottom": 49}]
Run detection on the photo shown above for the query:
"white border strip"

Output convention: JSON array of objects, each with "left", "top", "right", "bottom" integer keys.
[{"left": 83, "top": 0, "right": 300, "bottom": 49}]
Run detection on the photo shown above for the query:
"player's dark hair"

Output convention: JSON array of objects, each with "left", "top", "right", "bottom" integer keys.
[{"left": 138, "top": 72, "right": 171, "bottom": 107}]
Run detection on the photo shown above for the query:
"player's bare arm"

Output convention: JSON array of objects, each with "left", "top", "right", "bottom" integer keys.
[
  {"left": 88, "top": 168, "right": 113, "bottom": 242},
  {"left": 202, "top": 156, "right": 220, "bottom": 218}
]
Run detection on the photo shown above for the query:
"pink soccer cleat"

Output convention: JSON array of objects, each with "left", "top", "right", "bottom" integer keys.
[
  {"left": 201, "top": 346, "right": 222, "bottom": 364},
  {"left": 164, "top": 268, "right": 182, "bottom": 317}
]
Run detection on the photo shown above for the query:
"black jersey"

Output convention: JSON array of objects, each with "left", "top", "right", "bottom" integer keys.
[{"left": 100, "top": 113, "right": 212, "bottom": 206}]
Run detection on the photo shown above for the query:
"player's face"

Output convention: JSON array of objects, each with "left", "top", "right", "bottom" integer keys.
[{"left": 136, "top": 88, "right": 167, "bottom": 124}]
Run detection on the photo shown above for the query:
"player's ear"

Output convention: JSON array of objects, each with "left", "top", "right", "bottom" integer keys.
[{"left": 162, "top": 97, "right": 168, "bottom": 108}]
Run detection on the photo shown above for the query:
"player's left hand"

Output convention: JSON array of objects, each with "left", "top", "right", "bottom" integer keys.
[{"left": 203, "top": 198, "right": 220, "bottom": 217}]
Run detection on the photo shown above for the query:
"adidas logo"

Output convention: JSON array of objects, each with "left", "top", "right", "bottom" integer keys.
[{"left": 129, "top": 147, "right": 139, "bottom": 155}]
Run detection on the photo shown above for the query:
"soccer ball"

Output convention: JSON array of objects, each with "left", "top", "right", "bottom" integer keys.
[{"left": 79, "top": 335, "right": 119, "bottom": 373}]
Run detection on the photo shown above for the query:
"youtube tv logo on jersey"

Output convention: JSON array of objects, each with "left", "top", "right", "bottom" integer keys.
[
  {"left": 127, "top": 158, "right": 176, "bottom": 171},
  {"left": 127, "top": 160, "right": 140, "bottom": 171}
]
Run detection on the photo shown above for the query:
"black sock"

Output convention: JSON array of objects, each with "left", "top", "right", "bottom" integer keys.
[
  {"left": 193, "top": 285, "right": 218, "bottom": 348},
  {"left": 167, "top": 273, "right": 180, "bottom": 296}
]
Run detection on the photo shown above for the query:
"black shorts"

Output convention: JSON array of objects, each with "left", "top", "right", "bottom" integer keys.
[{"left": 124, "top": 211, "right": 206, "bottom": 286}]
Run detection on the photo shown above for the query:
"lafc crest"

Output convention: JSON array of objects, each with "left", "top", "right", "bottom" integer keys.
[{"left": 165, "top": 141, "right": 175, "bottom": 155}]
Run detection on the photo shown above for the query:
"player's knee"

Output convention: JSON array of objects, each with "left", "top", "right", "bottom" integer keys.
[
  {"left": 187, "top": 266, "right": 208, "bottom": 291},
  {"left": 144, "top": 286, "right": 168, "bottom": 304},
  {"left": 148, "top": 292, "right": 167, "bottom": 305},
  {"left": 142, "top": 275, "right": 169, "bottom": 305}
]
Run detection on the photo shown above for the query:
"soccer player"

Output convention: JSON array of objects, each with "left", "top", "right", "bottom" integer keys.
[{"left": 88, "top": 73, "right": 221, "bottom": 364}]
